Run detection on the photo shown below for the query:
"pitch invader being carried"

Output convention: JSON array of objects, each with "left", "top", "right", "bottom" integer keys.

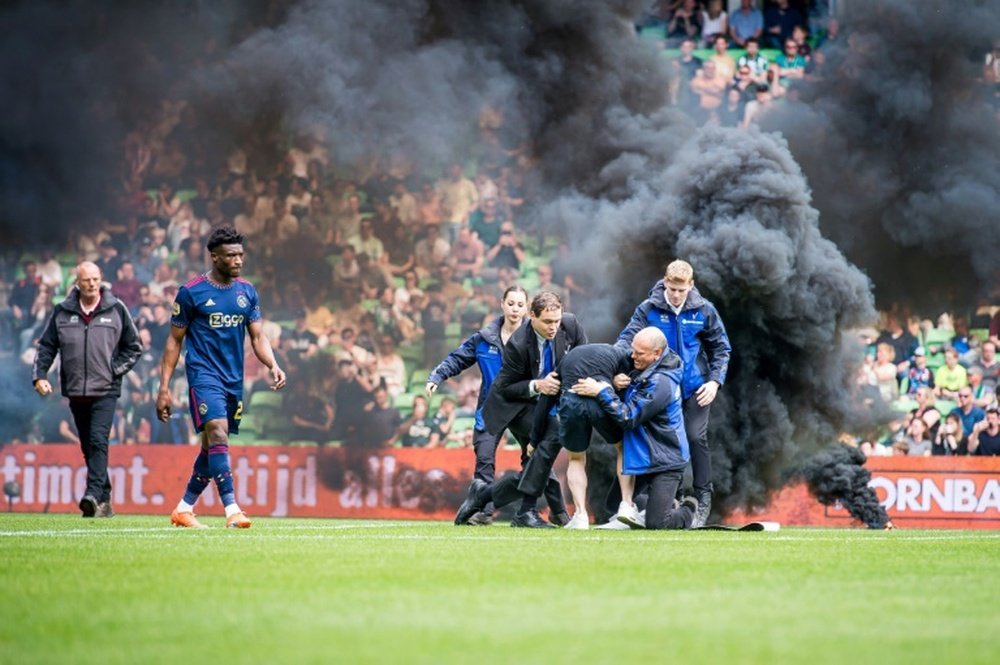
[{"left": 157, "top": 227, "right": 286, "bottom": 528}]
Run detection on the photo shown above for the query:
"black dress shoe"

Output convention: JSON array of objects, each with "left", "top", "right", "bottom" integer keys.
[
  {"left": 79, "top": 495, "right": 98, "bottom": 518},
  {"left": 454, "top": 479, "right": 488, "bottom": 525},
  {"left": 96, "top": 501, "right": 115, "bottom": 518},
  {"left": 510, "top": 509, "right": 556, "bottom": 528},
  {"left": 548, "top": 510, "right": 571, "bottom": 527}
]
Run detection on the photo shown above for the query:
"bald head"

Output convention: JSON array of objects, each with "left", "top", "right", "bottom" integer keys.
[
  {"left": 631, "top": 327, "right": 667, "bottom": 370},
  {"left": 75, "top": 261, "right": 102, "bottom": 304}
]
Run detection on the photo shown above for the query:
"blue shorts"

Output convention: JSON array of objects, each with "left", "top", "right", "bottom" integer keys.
[
  {"left": 188, "top": 383, "right": 243, "bottom": 434},
  {"left": 558, "top": 391, "right": 623, "bottom": 453}
]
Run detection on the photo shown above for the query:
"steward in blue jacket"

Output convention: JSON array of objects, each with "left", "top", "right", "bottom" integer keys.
[{"left": 616, "top": 260, "right": 731, "bottom": 527}]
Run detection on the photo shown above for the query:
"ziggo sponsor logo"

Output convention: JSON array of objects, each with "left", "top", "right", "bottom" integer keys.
[{"left": 209, "top": 312, "right": 245, "bottom": 328}]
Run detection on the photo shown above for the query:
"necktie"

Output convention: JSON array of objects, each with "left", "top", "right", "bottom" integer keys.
[{"left": 541, "top": 339, "right": 554, "bottom": 377}]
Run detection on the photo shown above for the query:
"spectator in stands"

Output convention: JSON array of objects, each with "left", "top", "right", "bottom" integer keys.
[
  {"left": 399, "top": 395, "right": 441, "bottom": 448},
  {"left": 709, "top": 35, "right": 737, "bottom": 81},
  {"left": 332, "top": 358, "right": 375, "bottom": 445},
  {"left": 676, "top": 37, "right": 703, "bottom": 83},
  {"left": 700, "top": 0, "right": 728, "bottom": 47},
  {"left": 288, "top": 380, "right": 334, "bottom": 443},
  {"left": 738, "top": 37, "right": 769, "bottom": 82},
  {"left": 873, "top": 342, "right": 899, "bottom": 402},
  {"left": 374, "top": 333, "right": 407, "bottom": 399},
  {"left": 989, "top": 310, "right": 1000, "bottom": 346},
  {"left": 389, "top": 181, "right": 421, "bottom": 228},
  {"left": 414, "top": 224, "right": 451, "bottom": 278},
  {"left": 303, "top": 289, "right": 338, "bottom": 344},
  {"left": 973, "top": 340, "right": 999, "bottom": 394},
  {"left": 729, "top": 0, "right": 764, "bottom": 48},
  {"left": 421, "top": 284, "right": 450, "bottom": 368},
  {"left": 717, "top": 87, "right": 746, "bottom": 127},
  {"left": 910, "top": 386, "right": 942, "bottom": 436},
  {"left": 337, "top": 192, "right": 365, "bottom": 240},
  {"left": 741, "top": 83, "right": 774, "bottom": 127},
  {"left": 382, "top": 223, "right": 416, "bottom": 277},
  {"left": 337, "top": 326, "right": 376, "bottom": 376},
  {"left": 36, "top": 250, "right": 64, "bottom": 295},
  {"left": 357, "top": 383, "right": 403, "bottom": 448},
  {"left": 690, "top": 60, "right": 728, "bottom": 118},
  {"left": 452, "top": 226, "right": 485, "bottom": 280},
  {"left": 775, "top": 39, "right": 807, "bottom": 85},
  {"left": 333, "top": 244, "right": 361, "bottom": 293},
  {"left": 468, "top": 196, "right": 504, "bottom": 248},
  {"left": 357, "top": 252, "right": 390, "bottom": 301},
  {"left": 791, "top": 24, "right": 812, "bottom": 61},
  {"left": 969, "top": 406, "right": 1000, "bottom": 456},
  {"left": 437, "top": 162, "right": 479, "bottom": 242},
  {"left": 667, "top": 0, "right": 702, "bottom": 45},
  {"left": 949, "top": 387, "right": 986, "bottom": 437},
  {"left": 434, "top": 264, "right": 470, "bottom": 311},
  {"left": 876, "top": 315, "right": 919, "bottom": 379},
  {"left": 967, "top": 367, "right": 996, "bottom": 410},
  {"left": 932, "top": 413, "right": 968, "bottom": 455},
  {"left": 763, "top": 0, "right": 804, "bottom": 49},
  {"left": 894, "top": 417, "right": 933, "bottom": 457},
  {"left": 432, "top": 396, "right": 457, "bottom": 444},
  {"left": 285, "top": 177, "right": 312, "bottom": 221},
  {"left": 95, "top": 241, "right": 122, "bottom": 282},
  {"left": 950, "top": 318, "right": 977, "bottom": 366},
  {"left": 282, "top": 311, "right": 320, "bottom": 368},
  {"left": 906, "top": 347, "right": 935, "bottom": 396},
  {"left": 172, "top": 237, "right": 207, "bottom": 281},
  {"left": 935, "top": 349, "right": 969, "bottom": 399},
  {"left": 19, "top": 285, "right": 54, "bottom": 355},
  {"left": 348, "top": 217, "right": 385, "bottom": 262},
  {"left": 1, "top": 260, "right": 40, "bottom": 350},
  {"left": 485, "top": 221, "right": 525, "bottom": 276},
  {"left": 112, "top": 261, "right": 143, "bottom": 312}
]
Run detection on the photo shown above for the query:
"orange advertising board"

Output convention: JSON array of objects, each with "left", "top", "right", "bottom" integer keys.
[
  {"left": 2, "top": 444, "right": 998, "bottom": 528},
  {"left": 733, "top": 457, "right": 1000, "bottom": 529},
  {"left": 0, "top": 443, "right": 524, "bottom": 520}
]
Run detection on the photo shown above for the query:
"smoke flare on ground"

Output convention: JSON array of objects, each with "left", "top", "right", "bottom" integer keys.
[{"left": 793, "top": 444, "right": 890, "bottom": 528}]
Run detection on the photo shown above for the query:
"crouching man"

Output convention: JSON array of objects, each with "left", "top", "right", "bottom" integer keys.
[{"left": 570, "top": 327, "right": 697, "bottom": 530}]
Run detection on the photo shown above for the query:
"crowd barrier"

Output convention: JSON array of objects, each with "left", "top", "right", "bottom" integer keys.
[{"left": 1, "top": 444, "right": 998, "bottom": 528}]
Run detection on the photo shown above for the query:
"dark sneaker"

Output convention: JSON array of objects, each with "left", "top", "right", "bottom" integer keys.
[
  {"left": 95, "top": 501, "right": 115, "bottom": 518},
  {"left": 79, "top": 495, "right": 98, "bottom": 518},
  {"left": 510, "top": 509, "right": 556, "bottom": 528}
]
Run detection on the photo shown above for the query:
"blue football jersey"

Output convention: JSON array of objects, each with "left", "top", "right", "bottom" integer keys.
[{"left": 171, "top": 275, "right": 261, "bottom": 388}]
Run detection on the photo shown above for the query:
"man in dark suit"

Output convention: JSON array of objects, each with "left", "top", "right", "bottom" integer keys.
[{"left": 457, "top": 291, "right": 587, "bottom": 528}]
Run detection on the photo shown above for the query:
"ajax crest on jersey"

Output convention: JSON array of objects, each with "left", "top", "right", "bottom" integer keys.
[
  {"left": 237, "top": 294, "right": 249, "bottom": 309},
  {"left": 198, "top": 403, "right": 208, "bottom": 415}
]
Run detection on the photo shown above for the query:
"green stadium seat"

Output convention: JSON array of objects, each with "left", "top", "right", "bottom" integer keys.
[
  {"left": 451, "top": 416, "right": 476, "bottom": 432},
  {"left": 394, "top": 392, "right": 416, "bottom": 410},
  {"left": 970, "top": 328, "right": 989, "bottom": 343},
  {"left": 250, "top": 391, "right": 284, "bottom": 410},
  {"left": 936, "top": 400, "right": 957, "bottom": 417}
]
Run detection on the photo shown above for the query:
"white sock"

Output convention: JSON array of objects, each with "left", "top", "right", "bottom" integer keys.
[
  {"left": 224, "top": 503, "right": 242, "bottom": 518},
  {"left": 176, "top": 500, "right": 195, "bottom": 513}
]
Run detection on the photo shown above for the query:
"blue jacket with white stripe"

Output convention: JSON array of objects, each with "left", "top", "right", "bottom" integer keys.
[
  {"left": 595, "top": 350, "right": 689, "bottom": 475},
  {"left": 617, "top": 282, "right": 731, "bottom": 399},
  {"left": 427, "top": 316, "right": 509, "bottom": 432}
]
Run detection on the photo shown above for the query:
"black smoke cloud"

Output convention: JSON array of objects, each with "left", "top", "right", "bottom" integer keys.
[
  {"left": 4, "top": 0, "right": 953, "bottom": 522},
  {"left": 762, "top": 0, "right": 1000, "bottom": 309}
]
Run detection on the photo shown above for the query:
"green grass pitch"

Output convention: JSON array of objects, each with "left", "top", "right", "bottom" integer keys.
[{"left": 1, "top": 514, "right": 997, "bottom": 665}]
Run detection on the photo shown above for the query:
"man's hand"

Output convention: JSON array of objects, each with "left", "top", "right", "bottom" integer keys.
[
  {"left": 425, "top": 381, "right": 438, "bottom": 398},
  {"left": 535, "top": 372, "right": 561, "bottom": 396},
  {"left": 695, "top": 380, "right": 720, "bottom": 407},
  {"left": 270, "top": 365, "right": 287, "bottom": 390},
  {"left": 34, "top": 379, "right": 53, "bottom": 397},
  {"left": 570, "top": 377, "right": 611, "bottom": 397},
  {"left": 156, "top": 389, "right": 172, "bottom": 423},
  {"left": 612, "top": 373, "right": 631, "bottom": 391}
]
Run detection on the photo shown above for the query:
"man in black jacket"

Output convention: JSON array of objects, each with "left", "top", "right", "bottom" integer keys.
[
  {"left": 32, "top": 262, "right": 142, "bottom": 518},
  {"left": 459, "top": 291, "right": 587, "bottom": 528}
]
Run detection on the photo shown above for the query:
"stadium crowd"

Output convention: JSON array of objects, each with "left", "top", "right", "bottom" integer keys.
[{"left": 1, "top": 0, "right": 998, "bottom": 460}]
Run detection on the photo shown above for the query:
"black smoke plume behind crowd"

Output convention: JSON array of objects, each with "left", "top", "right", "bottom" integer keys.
[
  {"left": 2, "top": 0, "right": 956, "bottom": 522},
  {"left": 762, "top": 0, "right": 1000, "bottom": 309}
]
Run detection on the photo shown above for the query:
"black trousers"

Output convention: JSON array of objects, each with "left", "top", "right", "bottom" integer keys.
[
  {"left": 472, "top": 428, "right": 502, "bottom": 483},
  {"left": 636, "top": 469, "right": 693, "bottom": 530},
  {"left": 68, "top": 394, "right": 118, "bottom": 503},
  {"left": 683, "top": 395, "right": 712, "bottom": 495},
  {"left": 488, "top": 408, "right": 565, "bottom": 514}
]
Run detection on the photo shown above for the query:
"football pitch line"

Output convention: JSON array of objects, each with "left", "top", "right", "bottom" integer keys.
[{"left": 2, "top": 522, "right": 1000, "bottom": 542}]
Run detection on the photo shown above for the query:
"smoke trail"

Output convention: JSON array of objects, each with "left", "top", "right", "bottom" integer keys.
[
  {"left": 762, "top": 0, "right": 1000, "bottom": 309},
  {"left": 794, "top": 444, "right": 890, "bottom": 528}
]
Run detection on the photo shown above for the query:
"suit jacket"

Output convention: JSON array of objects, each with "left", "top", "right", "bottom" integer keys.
[{"left": 482, "top": 313, "right": 587, "bottom": 437}]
